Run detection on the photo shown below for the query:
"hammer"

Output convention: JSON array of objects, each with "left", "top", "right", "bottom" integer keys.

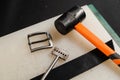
[{"left": 54, "top": 5, "right": 120, "bottom": 67}]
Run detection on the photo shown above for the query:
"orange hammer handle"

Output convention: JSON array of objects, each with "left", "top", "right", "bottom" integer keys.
[{"left": 75, "top": 23, "right": 120, "bottom": 67}]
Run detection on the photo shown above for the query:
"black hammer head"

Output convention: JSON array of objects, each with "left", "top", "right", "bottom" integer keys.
[{"left": 54, "top": 5, "right": 86, "bottom": 35}]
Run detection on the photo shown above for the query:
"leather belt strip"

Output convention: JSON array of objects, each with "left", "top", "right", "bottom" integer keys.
[{"left": 31, "top": 40, "right": 114, "bottom": 80}]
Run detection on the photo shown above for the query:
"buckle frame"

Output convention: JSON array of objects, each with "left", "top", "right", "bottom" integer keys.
[{"left": 27, "top": 32, "right": 53, "bottom": 52}]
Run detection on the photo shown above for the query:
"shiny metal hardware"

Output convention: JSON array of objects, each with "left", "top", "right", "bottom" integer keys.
[
  {"left": 27, "top": 32, "right": 53, "bottom": 52},
  {"left": 41, "top": 47, "right": 69, "bottom": 80}
]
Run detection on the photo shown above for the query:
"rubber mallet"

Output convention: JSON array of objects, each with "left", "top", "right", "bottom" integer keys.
[{"left": 54, "top": 5, "right": 120, "bottom": 67}]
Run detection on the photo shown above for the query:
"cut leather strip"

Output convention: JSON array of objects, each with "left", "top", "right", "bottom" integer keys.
[
  {"left": 109, "top": 53, "right": 120, "bottom": 59},
  {"left": 118, "top": 64, "right": 120, "bottom": 67},
  {"left": 31, "top": 40, "right": 114, "bottom": 80},
  {"left": 109, "top": 53, "right": 120, "bottom": 66}
]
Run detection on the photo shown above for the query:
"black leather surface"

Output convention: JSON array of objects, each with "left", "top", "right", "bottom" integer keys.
[{"left": 1, "top": 0, "right": 120, "bottom": 37}]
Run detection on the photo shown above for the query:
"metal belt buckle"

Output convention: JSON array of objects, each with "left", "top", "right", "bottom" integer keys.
[{"left": 27, "top": 32, "right": 53, "bottom": 52}]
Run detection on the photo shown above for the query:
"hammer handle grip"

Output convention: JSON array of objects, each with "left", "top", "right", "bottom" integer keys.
[{"left": 75, "top": 23, "right": 120, "bottom": 67}]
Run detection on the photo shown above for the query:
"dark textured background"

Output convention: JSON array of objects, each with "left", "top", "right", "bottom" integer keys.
[{"left": 1, "top": 0, "right": 120, "bottom": 37}]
